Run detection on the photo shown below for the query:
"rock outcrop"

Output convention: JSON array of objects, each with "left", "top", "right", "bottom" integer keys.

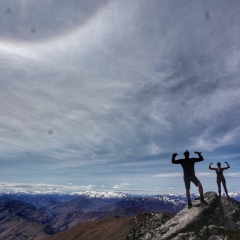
[{"left": 127, "top": 192, "right": 240, "bottom": 240}]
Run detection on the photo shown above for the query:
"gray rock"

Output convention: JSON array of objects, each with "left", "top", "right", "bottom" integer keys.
[
  {"left": 126, "top": 212, "right": 173, "bottom": 240},
  {"left": 127, "top": 192, "right": 240, "bottom": 240}
]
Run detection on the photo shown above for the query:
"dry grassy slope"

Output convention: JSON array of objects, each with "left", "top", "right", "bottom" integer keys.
[
  {"left": 45, "top": 213, "right": 156, "bottom": 240},
  {"left": 0, "top": 209, "right": 49, "bottom": 240}
]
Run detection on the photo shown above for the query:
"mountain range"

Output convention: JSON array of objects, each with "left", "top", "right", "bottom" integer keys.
[{"left": 0, "top": 191, "right": 239, "bottom": 239}]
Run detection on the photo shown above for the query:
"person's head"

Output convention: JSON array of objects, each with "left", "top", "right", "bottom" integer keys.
[
  {"left": 184, "top": 150, "right": 190, "bottom": 158},
  {"left": 217, "top": 162, "right": 221, "bottom": 168}
]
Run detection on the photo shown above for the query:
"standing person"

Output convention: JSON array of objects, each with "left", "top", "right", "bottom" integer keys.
[
  {"left": 172, "top": 150, "right": 208, "bottom": 208},
  {"left": 209, "top": 162, "right": 230, "bottom": 198}
]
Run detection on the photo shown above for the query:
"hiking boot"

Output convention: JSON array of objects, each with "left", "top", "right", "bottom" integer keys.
[{"left": 188, "top": 201, "right": 192, "bottom": 209}]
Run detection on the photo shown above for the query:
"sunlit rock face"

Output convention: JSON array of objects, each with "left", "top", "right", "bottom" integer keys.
[{"left": 127, "top": 191, "right": 240, "bottom": 240}]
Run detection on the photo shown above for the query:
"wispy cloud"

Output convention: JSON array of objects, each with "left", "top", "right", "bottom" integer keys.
[
  {"left": 0, "top": 182, "right": 94, "bottom": 194},
  {"left": 154, "top": 172, "right": 220, "bottom": 178},
  {"left": 112, "top": 185, "right": 124, "bottom": 189},
  {"left": 112, "top": 183, "right": 131, "bottom": 189},
  {"left": 225, "top": 172, "right": 240, "bottom": 178},
  {"left": 0, "top": 0, "right": 240, "bottom": 194},
  {"left": 154, "top": 173, "right": 183, "bottom": 178}
]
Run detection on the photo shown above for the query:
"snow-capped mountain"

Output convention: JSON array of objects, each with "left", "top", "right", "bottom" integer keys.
[
  {"left": 1, "top": 189, "right": 240, "bottom": 201},
  {"left": 69, "top": 190, "right": 131, "bottom": 199}
]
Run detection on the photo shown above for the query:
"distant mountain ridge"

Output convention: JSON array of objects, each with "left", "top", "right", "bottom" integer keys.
[
  {"left": 0, "top": 191, "right": 240, "bottom": 239},
  {"left": 0, "top": 191, "right": 186, "bottom": 239},
  {"left": 1, "top": 189, "right": 240, "bottom": 199}
]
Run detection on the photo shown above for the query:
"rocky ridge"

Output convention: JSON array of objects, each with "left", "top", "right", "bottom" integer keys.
[{"left": 127, "top": 191, "right": 240, "bottom": 240}]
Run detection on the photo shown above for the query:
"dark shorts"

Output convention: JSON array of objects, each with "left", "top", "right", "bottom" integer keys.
[
  {"left": 217, "top": 177, "right": 226, "bottom": 185},
  {"left": 184, "top": 175, "right": 200, "bottom": 189}
]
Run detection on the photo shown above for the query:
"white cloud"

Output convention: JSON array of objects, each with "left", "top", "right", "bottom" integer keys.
[
  {"left": 154, "top": 173, "right": 183, "bottom": 178},
  {"left": 112, "top": 183, "right": 131, "bottom": 189},
  {"left": 196, "top": 172, "right": 214, "bottom": 177},
  {"left": 154, "top": 172, "right": 216, "bottom": 178},
  {"left": 112, "top": 185, "right": 124, "bottom": 189},
  {"left": 192, "top": 127, "right": 240, "bottom": 151},
  {"left": 0, "top": 182, "right": 94, "bottom": 194},
  {"left": 225, "top": 172, "right": 240, "bottom": 178},
  {"left": 120, "top": 183, "right": 131, "bottom": 186},
  {"left": 148, "top": 143, "right": 164, "bottom": 155}
]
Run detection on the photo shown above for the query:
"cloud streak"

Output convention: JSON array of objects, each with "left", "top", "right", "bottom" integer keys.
[{"left": 0, "top": 182, "right": 94, "bottom": 194}]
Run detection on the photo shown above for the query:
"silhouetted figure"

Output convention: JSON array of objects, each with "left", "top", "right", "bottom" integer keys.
[
  {"left": 209, "top": 162, "right": 230, "bottom": 198},
  {"left": 172, "top": 150, "right": 208, "bottom": 208}
]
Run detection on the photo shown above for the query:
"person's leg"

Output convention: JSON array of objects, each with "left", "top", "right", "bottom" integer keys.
[
  {"left": 186, "top": 189, "right": 192, "bottom": 208},
  {"left": 222, "top": 179, "right": 230, "bottom": 198},
  {"left": 217, "top": 179, "right": 221, "bottom": 198},
  {"left": 191, "top": 176, "right": 207, "bottom": 204},
  {"left": 197, "top": 182, "right": 203, "bottom": 195},
  {"left": 186, "top": 189, "right": 190, "bottom": 199},
  {"left": 184, "top": 177, "right": 191, "bottom": 200},
  {"left": 197, "top": 182, "right": 208, "bottom": 205},
  {"left": 184, "top": 177, "right": 192, "bottom": 208}
]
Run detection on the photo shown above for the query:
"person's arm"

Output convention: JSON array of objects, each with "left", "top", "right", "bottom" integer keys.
[
  {"left": 172, "top": 153, "right": 181, "bottom": 164},
  {"left": 209, "top": 163, "right": 215, "bottom": 170},
  {"left": 222, "top": 161, "right": 230, "bottom": 170},
  {"left": 194, "top": 151, "right": 204, "bottom": 162}
]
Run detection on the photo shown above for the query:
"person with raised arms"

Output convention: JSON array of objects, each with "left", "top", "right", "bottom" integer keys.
[
  {"left": 172, "top": 150, "right": 208, "bottom": 208},
  {"left": 209, "top": 161, "right": 230, "bottom": 198}
]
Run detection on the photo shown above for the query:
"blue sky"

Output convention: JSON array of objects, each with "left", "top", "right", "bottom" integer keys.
[{"left": 0, "top": 0, "right": 240, "bottom": 194}]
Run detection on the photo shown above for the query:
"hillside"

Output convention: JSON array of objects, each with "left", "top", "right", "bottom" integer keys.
[
  {"left": 0, "top": 192, "right": 185, "bottom": 239},
  {"left": 0, "top": 201, "right": 55, "bottom": 240},
  {"left": 45, "top": 213, "right": 163, "bottom": 240},
  {"left": 127, "top": 191, "right": 240, "bottom": 240}
]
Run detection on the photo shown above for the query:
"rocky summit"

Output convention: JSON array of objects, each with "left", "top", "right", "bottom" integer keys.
[{"left": 127, "top": 191, "right": 240, "bottom": 240}]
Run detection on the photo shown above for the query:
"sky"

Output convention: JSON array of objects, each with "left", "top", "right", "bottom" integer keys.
[{"left": 0, "top": 0, "right": 240, "bottom": 195}]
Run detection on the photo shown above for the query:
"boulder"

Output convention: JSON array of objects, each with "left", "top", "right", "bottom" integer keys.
[{"left": 127, "top": 192, "right": 240, "bottom": 240}]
